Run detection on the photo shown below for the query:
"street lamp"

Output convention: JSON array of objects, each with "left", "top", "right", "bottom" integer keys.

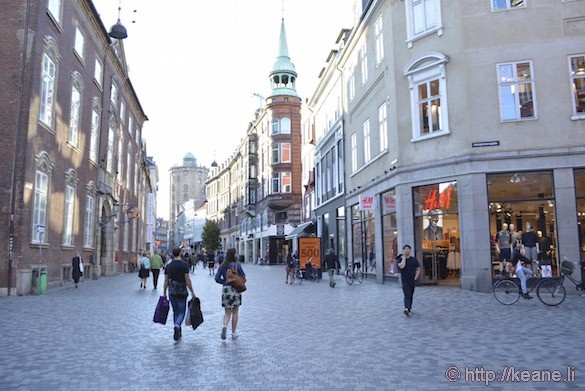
[{"left": 100, "top": 201, "right": 120, "bottom": 226}]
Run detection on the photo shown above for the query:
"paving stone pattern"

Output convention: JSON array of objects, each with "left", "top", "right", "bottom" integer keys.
[{"left": 0, "top": 264, "right": 583, "bottom": 390}]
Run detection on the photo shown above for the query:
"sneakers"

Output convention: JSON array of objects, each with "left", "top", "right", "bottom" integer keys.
[
  {"left": 523, "top": 293, "right": 533, "bottom": 300},
  {"left": 221, "top": 326, "right": 227, "bottom": 340},
  {"left": 173, "top": 326, "right": 181, "bottom": 341},
  {"left": 404, "top": 309, "right": 410, "bottom": 316},
  {"left": 232, "top": 333, "right": 238, "bottom": 340}
]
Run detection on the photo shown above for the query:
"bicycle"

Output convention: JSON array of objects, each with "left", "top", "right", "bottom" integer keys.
[
  {"left": 493, "top": 263, "right": 567, "bottom": 306},
  {"left": 292, "top": 265, "right": 303, "bottom": 285},
  {"left": 345, "top": 262, "right": 363, "bottom": 285},
  {"left": 558, "top": 257, "right": 585, "bottom": 294}
]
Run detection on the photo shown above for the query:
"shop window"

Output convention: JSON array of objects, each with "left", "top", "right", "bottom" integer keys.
[
  {"left": 487, "top": 171, "right": 557, "bottom": 278},
  {"left": 382, "top": 190, "right": 398, "bottom": 277},
  {"left": 575, "top": 169, "right": 585, "bottom": 264},
  {"left": 351, "top": 205, "right": 376, "bottom": 273},
  {"left": 413, "top": 182, "right": 459, "bottom": 284}
]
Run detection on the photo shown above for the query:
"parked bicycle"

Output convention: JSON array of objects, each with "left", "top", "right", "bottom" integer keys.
[
  {"left": 292, "top": 264, "right": 303, "bottom": 285},
  {"left": 345, "top": 262, "right": 363, "bottom": 285},
  {"left": 492, "top": 257, "right": 583, "bottom": 306},
  {"left": 304, "top": 259, "right": 319, "bottom": 282}
]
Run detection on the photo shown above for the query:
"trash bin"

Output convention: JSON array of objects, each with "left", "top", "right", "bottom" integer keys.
[
  {"left": 32, "top": 267, "right": 47, "bottom": 295},
  {"left": 16, "top": 269, "right": 32, "bottom": 296}
]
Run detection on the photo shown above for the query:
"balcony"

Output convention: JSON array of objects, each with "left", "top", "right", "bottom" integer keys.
[{"left": 267, "top": 194, "right": 294, "bottom": 211}]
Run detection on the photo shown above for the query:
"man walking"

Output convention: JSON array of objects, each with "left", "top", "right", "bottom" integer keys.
[
  {"left": 149, "top": 251, "right": 164, "bottom": 289},
  {"left": 163, "top": 248, "right": 196, "bottom": 341},
  {"left": 397, "top": 244, "right": 420, "bottom": 316},
  {"left": 325, "top": 248, "right": 339, "bottom": 288}
]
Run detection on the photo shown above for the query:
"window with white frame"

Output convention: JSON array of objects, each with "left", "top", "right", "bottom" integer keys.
[
  {"left": 281, "top": 172, "right": 292, "bottom": 193},
  {"left": 110, "top": 81, "right": 118, "bottom": 108},
  {"left": 497, "top": 61, "right": 536, "bottom": 121},
  {"left": 347, "top": 64, "right": 355, "bottom": 102},
  {"left": 375, "top": 15, "right": 384, "bottom": 65},
  {"left": 94, "top": 59, "right": 103, "bottom": 87},
  {"left": 569, "top": 54, "right": 585, "bottom": 118},
  {"left": 83, "top": 194, "right": 94, "bottom": 247},
  {"left": 89, "top": 103, "right": 100, "bottom": 162},
  {"left": 281, "top": 117, "right": 291, "bottom": 134},
  {"left": 363, "top": 119, "right": 371, "bottom": 163},
  {"left": 360, "top": 43, "right": 368, "bottom": 85},
  {"left": 405, "top": 0, "right": 442, "bottom": 46},
  {"left": 271, "top": 173, "right": 280, "bottom": 194},
  {"left": 123, "top": 222, "right": 129, "bottom": 251},
  {"left": 126, "top": 145, "right": 132, "bottom": 186},
  {"left": 40, "top": 53, "right": 56, "bottom": 127},
  {"left": 128, "top": 116, "right": 133, "bottom": 134},
  {"left": 351, "top": 132, "right": 358, "bottom": 172},
  {"left": 271, "top": 143, "right": 291, "bottom": 164},
  {"left": 47, "top": 0, "right": 62, "bottom": 24},
  {"left": 74, "top": 27, "right": 85, "bottom": 60},
  {"left": 404, "top": 53, "right": 449, "bottom": 139},
  {"left": 32, "top": 166, "right": 50, "bottom": 243},
  {"left": 120, "top": 101, "right": 125, "bottom": 124},
  {"left": 117, "top": 131, "right": 124, "bottom": 179},
  {"left": 134, "top": 161, "right": 138, "bottom": 192},
  {"left": 68, "top": 86, "right": 81, "bottom": 147},
  {"left": 378, "top": 102, "right": 388, "bottom": 152},
  {"left": 63, "top": 184, "right": 75, "bottom": 246},
  {"left": 491, "top": 0, "right": 525, "bottom": 12},
  {"left": 106, "top": 119, "right": 115, "bottom": 173}
]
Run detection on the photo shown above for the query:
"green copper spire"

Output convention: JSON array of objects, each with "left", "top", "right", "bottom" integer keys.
[{"left": 269, "top": 18, "right": 298, "bottom": 97}]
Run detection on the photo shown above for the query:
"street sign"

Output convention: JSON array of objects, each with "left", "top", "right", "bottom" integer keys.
[{"left": 37, "top": 225, "right": 45, "bottom": 234}]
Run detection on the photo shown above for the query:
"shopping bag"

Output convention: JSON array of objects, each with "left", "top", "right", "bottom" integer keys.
[
  {"left": 187, "top": 297, "right": 204, "bottom": 330},
  {"left": 153, "top": 296, "right": 169, "bottom": 325}
]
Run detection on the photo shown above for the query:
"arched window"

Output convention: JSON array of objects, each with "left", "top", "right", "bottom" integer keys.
[{"left": 32, "top": 152, "right": 54, "bottom": 243}]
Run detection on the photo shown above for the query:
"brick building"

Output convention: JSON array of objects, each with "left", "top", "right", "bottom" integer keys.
[{"left": 0, "top": 0, "right": 150, "bottom": 295}]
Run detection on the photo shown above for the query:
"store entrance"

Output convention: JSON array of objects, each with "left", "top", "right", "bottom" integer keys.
[{"left": 414, "top": 182, "right": 460, "bottom": 286}]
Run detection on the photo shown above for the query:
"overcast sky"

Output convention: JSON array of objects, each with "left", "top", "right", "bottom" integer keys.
[{"left": 92, "top": 0, "right": 356, "bottom": 219}]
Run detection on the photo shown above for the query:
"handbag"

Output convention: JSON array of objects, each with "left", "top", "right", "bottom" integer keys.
[
  {"left": 227, "top": 263, "right": 247, "bottom": 293},
  {"left": 391, "top": 256, "right": 400, "bottom": 274},
  {"left": 168, "top": 280, "right": 188, "bottom": 297},
  {"left": 186, "top": 297, "right": 204, "bottom": 330},
  {"left": 153, "top": 296, "right": 169, "bottom": 325}
]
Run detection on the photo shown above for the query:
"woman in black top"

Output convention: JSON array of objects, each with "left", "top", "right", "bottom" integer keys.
[{"left": 215, "top": 248, "right": 245, "bottom": 340}]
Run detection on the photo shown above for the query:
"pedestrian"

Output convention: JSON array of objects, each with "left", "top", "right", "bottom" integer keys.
[
  {"left": 285, "top": 252, "right": 294, "bottom": 284},
  {"left": 325, "top": 248, "right": 339, "bottom": 288},
  {"left": 138, "top": 252, "right": 150, "bottom": 289},
  {"left": 207, "top": 251, "right": 216, "bottom": 275},
  {"left": 72, "top": 252, "right": 84, "bottom": 288},
  {"left": 149, "top": 250, "right": 164, "bottom": 289},
  {"left": 397, "top": 244, "right": 420, "bottom": 316},
  {"left": 163, "top": 247, "right": 196, "bottom": 341},
  {"left": 215, "top": 248, "right": 245, "bottom": 340}
]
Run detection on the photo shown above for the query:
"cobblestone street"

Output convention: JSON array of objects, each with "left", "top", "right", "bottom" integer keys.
[{"left": 0, "top": 263, "right": 583, "bottom": 390}]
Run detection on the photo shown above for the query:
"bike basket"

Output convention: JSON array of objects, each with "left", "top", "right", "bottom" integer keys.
[{"left": 561, "top": 260, "right": 574, "bottom": 276}]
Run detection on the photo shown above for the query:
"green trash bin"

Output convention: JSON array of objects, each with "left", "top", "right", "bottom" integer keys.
[{"left": 33, "top": 269, "right": 47, "bottom": 295}]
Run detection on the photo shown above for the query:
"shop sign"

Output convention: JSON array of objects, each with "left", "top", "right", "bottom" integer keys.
[
  {"left": 382, "top": 194, "right": 396, "bottom": 212},
  {"left": 424, "top": 187, "right": 453, "bottom": 211},
  {"left": 299, "top": 237, "right": 321, "bottom": 269},
  {"left": 359, "top": 194, "right": 376, "bottom": 210}
]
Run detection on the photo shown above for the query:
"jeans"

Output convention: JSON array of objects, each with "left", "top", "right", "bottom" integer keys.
[
  {"left": 169, "top": 294, "right": 188, "bottom": 327},
  {"left": 402, "top": 280, "right": 416, "bottom": 310},
  {"left": 516, "top": 265, "right": 533, "bottom": 294},
  {"left": 328, "top": 269, "right": 335, "bottom": 286}
]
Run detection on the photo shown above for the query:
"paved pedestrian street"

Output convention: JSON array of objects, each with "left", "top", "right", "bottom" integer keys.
[{"left": 0, "top": 264, "right": 583, "bottom": 391}]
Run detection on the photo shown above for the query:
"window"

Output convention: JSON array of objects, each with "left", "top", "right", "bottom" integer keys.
[
  {"left": 63, "top": 184, "right": 75, "bottom": 246},
  {"left": 378, "top": 102, "right": 388, "bottom": 152},
  {"left": 106, "top": 118, "right": 115, "bottom": 173},
  {"left": 68, "top": 86, "right": 81, "bottom": 147},
  {"left": 281, "top": 117, "right": 291, "bottom": 134},
  {"left": 404, "top": 53, "right": 449, "bottom": 140},
  {"left": 89, "top": 102, "right": 100, "bottom": 162},
  {"left": 47, "top": 0, "right": 61, "bottom": 24},
  {"left": 405, "top": 0, "right": 442, "bottom": 47},
  {"left": 271, "top": 172, "right": 291, "bottom": 193},
  {"left": 123, "top": 222, "right": 129, "bottom": 251},
  {"left": 569, "top": 54, "right": 585, "bottom": 118},
  {"left": 40, "top": 53, "right": 56, "bottom": 127},
  {"left": 120, "top": 101, "right": 125, "bottom": 124},
  {"left": 491, "top": 0, "right": 525, "bottom": 11},
  {"left": 83, "top": 194, "right": 94, "bottom": 248},
  {"left": 126, "top": 145, "right": 132, "bottom": 186},
  {"left": 351, "top": 132, "right": 358, "bottom": 172},
  {"left": 271, "top": 118, "right": 279, "bottom": 135},
  {"left": 128, "top": 116, "right": 133, "bottom": 134},
  {"left": 282, "top": 172, "right": 292, "bottom": 193},
  {"left": 110, "top": 81, "right": 118, "bottom": 108},
  {"left": 374, "top": 15, "right": 384, "bottom": 65},
  {"left": 184, "top": 184, "right": 188, "bottom": 192},
  {"left": 272, "top": 173, "right": 280, "bottom": 194},
  {"left": 360, "top": 43, "right": 368, "bottom": 85},
  {"left": 363, "top": 119, "right": 371, "bottom": 163},
  {"left": 117, "top": 132, "right": 124, "bottom": 179},
  {"left": 94, "top": 59, "right": 103, "bottom": 87},
  {"left": 32, "top": 167, "right": 49, "bottom": 243},
  {"left": 74, "top": 27, "right": 85, "bottom": 60},
  {"left": 497, "top": 61, "right": 536, "bottom": 121},
  {"left": 271, "top": 143, "right": 291, "bottom": 164},
  {"left": 347, "top": 64, "right": 355, "bottom": 102}
]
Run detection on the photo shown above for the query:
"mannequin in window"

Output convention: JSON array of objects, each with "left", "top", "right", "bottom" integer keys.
[
  {"left": 537, "top": 230, "right": 553, "bottom": 278},
  {"left": 521, "top": 223, "right": 538, "bottom": 273},
  {"left": 495, "top": 223, "right": 511, "bottom": 275},
  {"left": 423, "top": 210, "right": 443, "bottom": 240}
]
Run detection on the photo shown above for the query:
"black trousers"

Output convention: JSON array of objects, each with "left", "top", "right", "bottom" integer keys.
[
  {"left": 402, "top": 281, "right": 416, "bottom": 310},
  {"left": 151, "top": 269, "right": 160, "bottom": 288}
]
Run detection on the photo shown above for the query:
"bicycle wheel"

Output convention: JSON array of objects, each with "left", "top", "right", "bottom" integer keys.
[
  {"left": 345, "top": 270, "right": 354, "bottom": 285},
  {"left": 493, "top": 279, "right": 520, "bottom": 305},
  {"left": 356, "top": 269, "right": 363, "bottom": 283},
  {"left": 537, "top": 279, "right": 566, "bottom": 306},
  {"left": 295, "top": 271, "right": 302, "bottom": 285}
]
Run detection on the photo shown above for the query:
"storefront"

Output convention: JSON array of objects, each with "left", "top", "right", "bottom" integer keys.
[
  {"left": 575, "top": 169, "right": 585, "bottom": 271},
  {"left": 382, "top": 190, "right": 398, "bottom": 279},
  {"left": 351, "top": 199, "right": 376, "bottom": 277}
]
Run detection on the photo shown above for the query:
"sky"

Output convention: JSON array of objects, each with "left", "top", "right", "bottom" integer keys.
[{"left": 92, "top": 0, "right": 356, "bottom": 219}]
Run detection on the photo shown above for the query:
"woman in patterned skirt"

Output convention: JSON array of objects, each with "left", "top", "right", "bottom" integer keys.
[{"left": 214, "top": 248, "right": 246, "bottom": 340}]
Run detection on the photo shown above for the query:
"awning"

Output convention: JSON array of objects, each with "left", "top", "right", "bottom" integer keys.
[{"left": 285, "top": 222, "right": 314, "bottom": 240}]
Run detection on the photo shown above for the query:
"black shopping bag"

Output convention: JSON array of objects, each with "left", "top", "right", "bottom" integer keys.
[
  {"left": 153, "top": 296, "right": 169, "bottom": 325},
  {"left": 187, "top": 297, "right": 204, "bottom": 330}
]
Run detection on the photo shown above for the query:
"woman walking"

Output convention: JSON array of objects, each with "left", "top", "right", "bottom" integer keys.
[
  {"left": 138, "top": 252, "right": 150, "bottom": 289},
  {"left": 72, "top": 252, "right": 83, "bottom": 288},
  {"left": 215, "top": 248, "right": 246, "bottom": 340}
]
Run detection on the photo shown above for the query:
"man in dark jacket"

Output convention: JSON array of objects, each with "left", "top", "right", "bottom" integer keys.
[{"left": 325, "top": 249, "right": 339, "bottom": 288}]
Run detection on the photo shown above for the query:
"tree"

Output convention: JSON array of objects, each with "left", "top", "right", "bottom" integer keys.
[{"left": 201, "top": 219, "right": 221, "bottom": 252}]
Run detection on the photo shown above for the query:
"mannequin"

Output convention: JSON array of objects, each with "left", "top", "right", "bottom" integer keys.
[
  {"left": 537, "top": 230, "right": 553, "bottom": 277},
  {"left": 423, "top": 210, "right": 444, "bottom": 240},
  {"left": 522, "top": 223, "right": 539, "bottom": 273},
  {"left": 495, "top": 223, "right": 511, "bottom": 275}
]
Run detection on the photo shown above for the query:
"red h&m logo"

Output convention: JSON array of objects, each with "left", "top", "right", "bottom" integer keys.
[
  {"left": 424, "top": 187, "right": 452, "bottom": 211},
  {"left": 360, "top": 196, "right": 375, "bottom": 210}
]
